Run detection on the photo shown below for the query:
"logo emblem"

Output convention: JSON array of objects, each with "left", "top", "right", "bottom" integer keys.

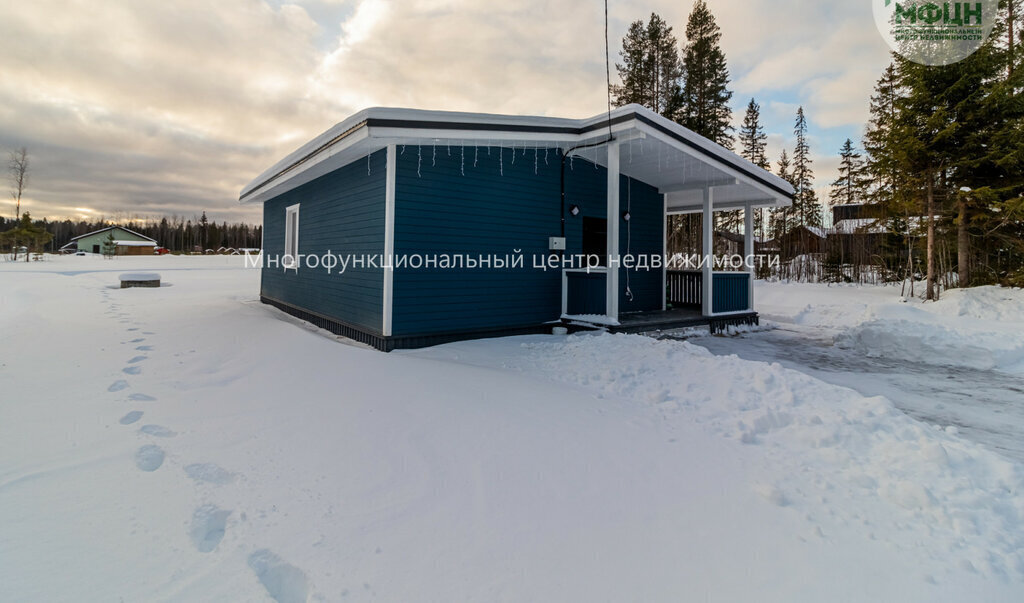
[{"left": 873, "top": 1, "right": 997, "bottom": 65}]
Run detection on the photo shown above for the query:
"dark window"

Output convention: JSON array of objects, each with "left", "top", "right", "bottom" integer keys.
[{"left": 582, "top": 217, "right": 607, "bottom": 266}]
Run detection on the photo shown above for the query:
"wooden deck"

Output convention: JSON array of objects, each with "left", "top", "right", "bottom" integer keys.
[{"left": 607, "top": 307, "right": 759, "bottom": 334}]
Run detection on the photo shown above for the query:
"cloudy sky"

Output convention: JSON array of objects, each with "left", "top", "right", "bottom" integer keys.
[{"left": 0, "top": 0, "right": 893, "bottom": 223}]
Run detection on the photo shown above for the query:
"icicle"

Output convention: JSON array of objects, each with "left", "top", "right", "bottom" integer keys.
[
  {"left": 460, "top": 145, "right": 465, "bottom": 176},
  {"left": 417, "top": 145, "right": 422, "bottom": 178},
  {"left": 544, "top": 147, "right": 548, "bottom": 165},
  {"left": 534, "top": 145, "right": 538, "bottom": 175},
  {"left": 570, "top": 153, "right": 574, "bottom": 171},
  {"left": 432, "top": 144, "right": 436, "bottom": 167},
  {"left": 447, "top": 142, "right": 451, "bottom": 156},
  {"left": 474, "top": 145, "right": 478, "bottom": 168},
  {"left": 511, "top": 143, "right": 516, "bottom": 166},
  {"left": 499, "top": 147, "right": 503, "bottom": 176},
  {"left": 367, "top": 152, "right": 371, "bottom": 176},
  {"left": 401, "top": 145, "right": 406, "bottom": 155}
]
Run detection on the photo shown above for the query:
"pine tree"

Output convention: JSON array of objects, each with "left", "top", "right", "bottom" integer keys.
[
  {"left": 863, "top": 63, "right": 903, "bottom": 209},
  {"left": 939, "top": 6, "right": 1024, "bottom": 287},
  {"left": 200, "top": 211, "right": 209, "bottom": 250},
  {"left": 738, "top": 98, "right": 770, "bottom": 239},
  {"left": 102, "top": 231, "right": 117, "bottom": 258},
  {"left": 829, "top": 138, "right": 870, "bottom": 207},
  {"left": 0, "top": 212, "right": 52, "bottom": 261},
  {"left": 678, "top": 0, "right": 734, "bottom": 148},
  {"left": 791, "top": 107, "right": 821, "bottom": 229},
  {"left": 770, "top": 149, "right": 793, "bottom": 239},
  {"left": 738, "top": 98, "right": 769, "bottom": 170},
  {"left": 612, "top": 14, "right": 683, "bottom": 117}
]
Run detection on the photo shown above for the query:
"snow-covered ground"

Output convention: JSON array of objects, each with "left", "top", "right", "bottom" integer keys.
[
  {"left": 684, "top": 282, "right": 1024, "bottom": 463},
  {"left": 2, "top": 257, "right": 1023, "bottom": 602}
]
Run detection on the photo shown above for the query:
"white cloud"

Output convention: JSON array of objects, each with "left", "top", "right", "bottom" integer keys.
[{"left": 0, "top": 0, "right": 893, "bottom": 221}]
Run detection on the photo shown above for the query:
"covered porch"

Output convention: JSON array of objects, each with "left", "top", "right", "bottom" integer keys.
[{"left": 559, "top": 109, "right": 793, "bottom": 328}]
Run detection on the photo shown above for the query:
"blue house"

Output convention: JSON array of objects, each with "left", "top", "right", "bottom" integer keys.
[{"left": 240, "top": 105, "right": 793, "bottom": 351}]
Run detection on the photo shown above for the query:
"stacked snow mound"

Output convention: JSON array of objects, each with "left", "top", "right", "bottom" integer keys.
[
  {"left": 835, "top": 318, "right": 1024, "bottom": 373},
  {"left": 507, "top": 333, "right": 1024, "bottom": 581},
  {"left": 754, "top": 282, "right": 879, "bottom": 329},
  {"left": 832, "top": 286, "right": 1024, "bottom": 374},
  {"left": 937, "top": 285, "right": 1024, "bottom": 322},
  {"left": 757, "top": 282, "right": 1024, "bottom": 374}
]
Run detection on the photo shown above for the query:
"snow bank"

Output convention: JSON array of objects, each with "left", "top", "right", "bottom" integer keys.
[
  {"left": 836, "top": 319, "right": 1024, "bottom": 372},
  {"left": 429, "top": 333, "right": 1024, "bottom": 584},
  {"left": 756, "top": 282, "right": 1024, "bottom": 375}
]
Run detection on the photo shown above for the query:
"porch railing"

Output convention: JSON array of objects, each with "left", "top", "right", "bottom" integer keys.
[
  {"left": 666, "top": 270, "right": 752, "bottom": 313},
  {"left": 712, "top": 272, "right": 751, "bottom": 314},
  {"left": 563, "top": 269, "right": 607, "bottom": 316},
  {"left": 666, "top": 270, "right": 701, "bottom": 308}
]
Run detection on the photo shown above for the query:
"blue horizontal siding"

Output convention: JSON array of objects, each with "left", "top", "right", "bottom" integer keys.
[
  {"left": 563, "top": 159, "right": 663, "bottom": 314},
  {"left": 565, "top": 272, "right": 606, "bottom": 315},
  {"left": 392, "top": 145, "right": 562, "bottom": 336},
  {"left": 261, "top": 149, "right": 386, "bottom": 333},
  {"left": 392, "top": 148, "right": 665, "bottom": 337}
]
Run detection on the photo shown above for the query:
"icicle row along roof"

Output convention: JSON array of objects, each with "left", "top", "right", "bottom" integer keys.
[{"left": 240, "top": 104, "right": 794, "bottom": 212}]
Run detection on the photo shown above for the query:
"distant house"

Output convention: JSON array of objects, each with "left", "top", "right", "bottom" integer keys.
[
  {"left": 60, "top": 226, "right": 158, "bottom": 255},
  {"left": 777, "top": 225, "right": 827, "bottom": 256},
  {"left": 715, "top": 230, "right": 772, "bottom": 256},
  {"left": 239, "top": 105, "right": 793, "bottom": 351},
  {"left": 831, "top": 203, "right": 885, "bottom": 223}
]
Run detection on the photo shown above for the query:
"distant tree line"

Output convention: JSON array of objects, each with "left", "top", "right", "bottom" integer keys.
[{"left": 0, "top": 211, "right": 262, "bottom": 254}]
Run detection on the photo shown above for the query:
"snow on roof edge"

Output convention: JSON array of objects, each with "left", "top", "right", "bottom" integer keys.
[
  {"left": 239, "top": 105, "right": 794, "bottom": 203},
  {"left": 69, "top": 225, "right": 157, "bottom": 243}
]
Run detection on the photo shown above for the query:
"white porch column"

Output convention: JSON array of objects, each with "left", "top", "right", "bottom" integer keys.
[
  {"left": 606, "top": 142, "right": 620, "bottom": 321},
  {"left": 662, "top": 193, "right": 668, "bottom": 311},
  {"left": 744, "top": 203, "right": 754, "bottom": 311},
  {"left": 702, "top": 187, "right": 713, "bottom": 316}
]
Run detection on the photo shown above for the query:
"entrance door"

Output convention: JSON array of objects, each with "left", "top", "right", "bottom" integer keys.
[
  {"left": 92, "top": 244, "right": 100, "bottom": 254},
  {"left": 563, "top": 217, "right": 609, "bottom": 317},
  {"left": 581, "top": 217, "right": 607, "bottom": 266}
]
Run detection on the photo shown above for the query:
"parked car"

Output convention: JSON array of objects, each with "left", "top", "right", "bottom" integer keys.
[
  {"left": 154, "top": 247, "right": 170, "bottom": 255},
  {"left": 75, "top": 250, "right": 87, "bottom": 256}
]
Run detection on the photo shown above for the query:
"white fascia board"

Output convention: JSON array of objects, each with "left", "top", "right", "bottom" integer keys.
[
  {"left": 239, "top": 104, "right": 792, "bottom": 205},
  {"left": 241, "top": 127, "right": 371, "bottom": 204}
]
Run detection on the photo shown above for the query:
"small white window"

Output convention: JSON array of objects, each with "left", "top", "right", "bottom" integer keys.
[{"left": 284, "top": 203, "right": 300, "bottom": 269}]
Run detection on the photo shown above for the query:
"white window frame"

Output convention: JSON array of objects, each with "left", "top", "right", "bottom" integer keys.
[{"left": 284, "top": 203, "right": 300, "bottom": 270}]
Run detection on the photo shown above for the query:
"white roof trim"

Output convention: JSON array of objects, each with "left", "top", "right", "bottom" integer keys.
[
  {"left": 239, "top": 105, "right": 794, "bottom": 206},
  {"left": 69, "top": 225, "right": 157, "bottom": 243}
]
